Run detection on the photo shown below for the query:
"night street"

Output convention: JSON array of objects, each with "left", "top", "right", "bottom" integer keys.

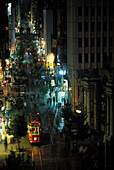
[
  {"left": 0, "top": 125, "right": 83, "bottom": 170},
  {"left": 0, "top": 0, "right": 113, "bottom": 169}
]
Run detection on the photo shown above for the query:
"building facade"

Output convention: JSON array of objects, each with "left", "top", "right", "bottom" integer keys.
[{"left": 67, "top": 0, "right": 114, "bottom": 139}]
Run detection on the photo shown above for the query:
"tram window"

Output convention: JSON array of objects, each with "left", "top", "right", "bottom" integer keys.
[{"left": 30, "top": 129, "right": 32, "bottom": 134}]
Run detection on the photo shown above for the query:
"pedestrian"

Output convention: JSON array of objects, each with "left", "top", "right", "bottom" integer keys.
[
  {"left": 4, "top": 136, "right": 8, "bottom": 152},
  {"left": 56, "top": 115, "right": 59, "bottom": 126},
  {"left": 37, "top": 94, "right": 39, "bottom": 103},
  {"left": 47, "top": 100, "right": 49, "bottom": 105},
  {"left": 64, "top": 133, "right": 71, "bottom": 156}
]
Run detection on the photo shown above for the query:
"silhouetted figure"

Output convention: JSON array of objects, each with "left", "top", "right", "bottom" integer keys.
[{"left": 4, "top": 136, "right": 8, "bottom": 152}]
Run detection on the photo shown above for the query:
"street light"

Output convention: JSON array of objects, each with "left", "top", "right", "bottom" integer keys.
[
  {"left": 76, "top": 109, "right": 81, "bottom": 114},
  {"left": 75, "top": 106, "right": 81, "bottom": 114},
  {"left": 59, "top": 70, "right": 64, "bottom": 75}
]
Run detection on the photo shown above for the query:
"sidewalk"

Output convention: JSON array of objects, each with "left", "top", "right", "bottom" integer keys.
[{"left": 0, "top": 136, "right": 31, "bottom": 159}]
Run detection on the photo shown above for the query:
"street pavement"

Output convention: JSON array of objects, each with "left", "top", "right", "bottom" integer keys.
[{"left": 0, "top": 84, "right": 102, "bottom": 169}]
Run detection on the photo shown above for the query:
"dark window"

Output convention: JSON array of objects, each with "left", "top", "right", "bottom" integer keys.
[
  {"left": 97, "top": 22, "right": 101, "bottom": 32},
  {"left": 84, "top": 22, "right": 88, "bottom": 32},
  {"left": 78, "top": 38, "right": 82, "bottom": 47},
  {"left": 109, "top": 22, "right": 112, "bottom": 31},
  {"left": 97, "top": 7, "right": 101, "bottom": 16},
  {"left": 91, "top": 53, "right": 94, "bottom": 63},
  {"left": 91, "top": 7, "right": 95, "bottom": 16},
  {"left": 78, "top": 7, "right": 82, "bottom": 16},
  {"left": 84, "top": 54, "right": 88, "bottom": 63},
  {"left": 91, "top": 38, "right": 94, "bottom": 47},
  {"left": 103, "top": 7, "right": 107, "bottom": 16},
  {"left": 84, "top": 7, "right": 88, "bottom": 16},
  {"left": 103, "top": 37, "right": 107, "bottom": 47},
  {"left": 91, "top": 22, "right": 95, "bottom": 32},
  {"left": 78, "top": 54, "right": 82, "bottom": 63},
  {"left": 109, "top": 53, "right": 112, "bottom": 62},
  {"left": 84, "top": 38, "right": 88, "bottom": 47},
  {"left": 97, "top": 38, "right": 101, "bottom": 47},
  {"left": 97, "top": 53, "right": 100, "bottom": 62},
  {"left": 103, "top": 53, "right": 107, "bottom": 63},
  {"left": 78, "top": 23, "right": 82, "bottom": 32},
  {"left": 109, "top": 37, "right": 112, "bottom": 47},
  {"left": 103, "top": 22, "right": 107, "bottom": 31},
  {"left": 109, "top": 6, "right": 113, "bottom": 16}
]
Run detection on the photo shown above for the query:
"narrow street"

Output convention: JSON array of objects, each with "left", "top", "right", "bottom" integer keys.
[{"left": 0, "top": 117, "right": 83, "bottom": 170}]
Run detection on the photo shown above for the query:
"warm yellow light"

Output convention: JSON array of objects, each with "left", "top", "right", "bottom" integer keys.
[
  {"left": 57, "top": 62, "right": 60, "bottom": 66},
  {"left": 42, "top": 41, "right": 45, "bottom": 47},
  {"left": 47, "top": 53, "right": 55, "bottom": 63},
  {"left": 5, "top": 27, "right": 8, "bottom": 31},
  {"left": 76, "top": 110, "right": 81, "bottom": 114}
]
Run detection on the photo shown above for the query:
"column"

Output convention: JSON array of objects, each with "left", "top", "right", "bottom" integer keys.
[
  {"left": 94, "top": 89, "right": 97, "bottom": 129},
  {"left": 87, "top": 88, "right": 91, "bottom": 126},
  {"left": 106, "top": 96, "right": 110, "bottom": 135},
  {"left": 110, "top": 97, "right": 113, "bottom": 137},
  {"left": 84, "top": 88, "right": 87, "bottom": 111}
]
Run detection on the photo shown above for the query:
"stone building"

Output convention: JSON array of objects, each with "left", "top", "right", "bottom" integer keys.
[{"left": 67, "top": 0, "right": 114, "bottom": 139}]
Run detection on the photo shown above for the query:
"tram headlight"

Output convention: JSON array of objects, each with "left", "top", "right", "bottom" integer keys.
[{"left": 34, "top": 137, "right": 37, "bottom": 141}]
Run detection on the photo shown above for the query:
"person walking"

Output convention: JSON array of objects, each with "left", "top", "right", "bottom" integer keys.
[{"left": 4, "top": 136, "right": 8, "bottom": 152}]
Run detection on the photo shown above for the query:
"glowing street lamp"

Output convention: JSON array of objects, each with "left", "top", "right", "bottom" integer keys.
[
  {"left": 76, "top": 109, "right": 81, "bottom": 114},
  {"left": 59, "top": 70, "right": 64, "bottom": 75},
  {"left": 75, "top": 106, "right": 81, "bottom": 114}
]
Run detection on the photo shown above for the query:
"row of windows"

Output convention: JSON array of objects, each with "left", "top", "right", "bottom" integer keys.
[
  {"left": 78, "top": 53, "right": 112, "bottom": 63},
  {"left": 78, "top": 22, "right": 112, "bottom": 32},
  {"left": 78, "top": 37, "right": 112, "bottom": 47},
  {"left": 78, "top": 6, "right": 113, "bottom": 17}
]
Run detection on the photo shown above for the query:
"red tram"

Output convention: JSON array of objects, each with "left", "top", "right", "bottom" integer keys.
[{"left": 27, "top": 120, "right": 42, "bottom": 143}]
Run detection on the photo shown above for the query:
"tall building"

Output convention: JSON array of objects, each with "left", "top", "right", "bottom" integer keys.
[
  {"left": 0, "top": 0, "right": 9, "bottom": 76},
  {"left": 67, "top": 0, "right": 114, "bottom": 137},
  {"left": 43, "top": 0, "right": 67, "bottom": 83}
]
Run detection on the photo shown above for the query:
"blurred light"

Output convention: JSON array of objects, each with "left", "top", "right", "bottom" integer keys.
[
  {"left": 1, "top": 106, "right": 4, "bottom": 111},
  {"left": 34, "top": 137, "right": 37, "bottom": 140},
  {"left": 76, "top": 110, "right": 81, "bottom": 114},
  {"left": 59, "top": 70, "right": 64, "bottom": 75},
  {"left": 57, "top": 62, "right": 60, "bottom": 66}
]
